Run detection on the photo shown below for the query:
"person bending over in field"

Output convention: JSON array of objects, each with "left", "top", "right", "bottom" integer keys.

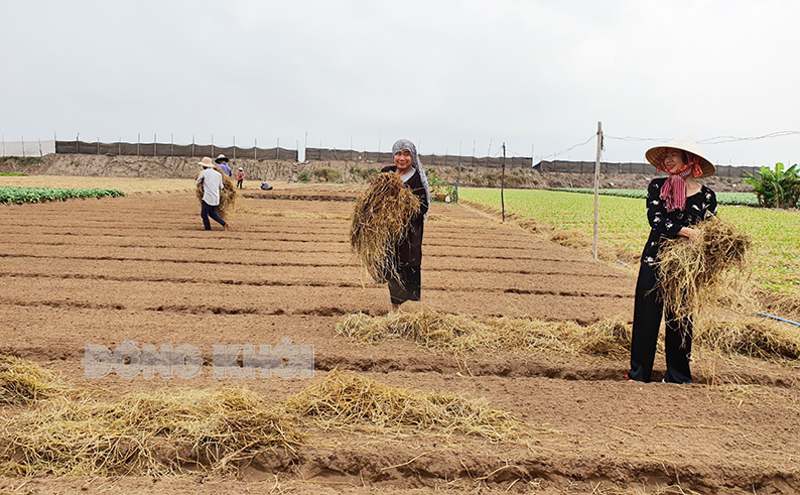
[
  {"left": 626, "top": 136, "right": 717, "bottom": 384},
  {"left": 196, "top": 157, "right": 229, "bottom": 231},
  {"left": 381, "top": 139, "right": 430, "bottom": 314}
]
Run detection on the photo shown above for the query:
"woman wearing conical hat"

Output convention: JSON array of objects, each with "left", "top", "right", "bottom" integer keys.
[{"left": 626, "top": 136, "right": 717, "bottom": 384}]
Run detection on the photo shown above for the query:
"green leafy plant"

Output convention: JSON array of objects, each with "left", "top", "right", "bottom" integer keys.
[
  {"left": 297, "top": 172, "right": 310, "bottom": 183},
  {"left": 0, "top": 187, "right": 124, "bottom": 204},
  {"left": 312, "top": 168, "right": 342, "bottom": 182},
  {"left": 743, "top": 162, "right": 800, "bottom": 208}
]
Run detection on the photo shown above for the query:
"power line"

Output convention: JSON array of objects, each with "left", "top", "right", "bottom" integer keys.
[{"left": 539, "top": 134, "right": 596, "bottom": 161}]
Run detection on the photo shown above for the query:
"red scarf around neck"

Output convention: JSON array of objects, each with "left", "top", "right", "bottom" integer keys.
[{"left": 659, "top": 158, "right": 703, "bottom": 212}]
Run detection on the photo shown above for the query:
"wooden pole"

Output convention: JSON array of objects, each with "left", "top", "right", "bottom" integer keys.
[
  {"left": 455, "top": 141, "right": 462, "bottom": 203},
  {"left": 501, "top": 142, "right": 506, "bottom": 222},
  {"left": 21, "top": 136, "right": 25, "bottom": 158},
  {"left": 153, "top": 133, "right": 157, "bottom": 157},
  {"left": 593, "top": 121, "right": 603, "bottom": 260},
  {"left": 233, "top": 136, "right": 236, "bottom": 160}
]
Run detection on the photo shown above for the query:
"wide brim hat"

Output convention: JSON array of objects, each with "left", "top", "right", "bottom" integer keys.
[
  {"left": 645, "top": 136, "right": 715, "bottom": 178},
  {"left": 238, "top": 167, "right": 243, "bottom": 170},
  {"left": 215, "top": 154, "right": 229, "bottom": 163},
  {"left": 198, "top": 156, "right": 215, "bottom": 168}
]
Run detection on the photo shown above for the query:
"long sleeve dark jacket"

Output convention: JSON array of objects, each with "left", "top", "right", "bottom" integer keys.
[
  {"left": 640, "top": 177, "right": 717, "bottom": 267},
  {"left": 381, "top": 166, "right": 429, "bottom": 267}
]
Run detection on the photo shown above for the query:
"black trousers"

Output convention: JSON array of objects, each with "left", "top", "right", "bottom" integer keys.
[
  {"left": 387, "top": 266, "right": 421, "bottom": 305},
  {"left": 201, "top": 201, "right": 226, "bottom": 230},
  {"left": 628, "top": 260, "right": 693, "bottom": 383}
]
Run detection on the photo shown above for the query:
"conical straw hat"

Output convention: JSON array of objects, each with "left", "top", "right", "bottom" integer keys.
[{"left": 645, "top": 136, "right": 716, "bottom": 177}]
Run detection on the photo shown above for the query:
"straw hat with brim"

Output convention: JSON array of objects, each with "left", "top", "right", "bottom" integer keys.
[
  {"left": 198, "top": 157, "right": 216, "bottom": 168},
  {"left": 646, "top": 136, "right": 716, "bottom": 178},
  {"left": 215, "top": 154, "right": 229, "bottom": 163}
]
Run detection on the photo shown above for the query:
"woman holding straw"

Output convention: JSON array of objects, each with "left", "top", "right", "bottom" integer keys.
[
  {"left": 381, "top": 139, "right": 431, "bottom": 314},
  {"left": 627, "top": 136, "right": 717, "bottom": 384}
]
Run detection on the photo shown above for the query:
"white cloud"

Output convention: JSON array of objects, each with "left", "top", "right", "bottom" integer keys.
[{"left": 2, "top": 0, "right": 799, "bottom": 165}]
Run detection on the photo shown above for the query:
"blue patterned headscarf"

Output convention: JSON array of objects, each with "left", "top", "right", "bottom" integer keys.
[{"left": 392, "top": 139, "right": 431, "bottom": 206}]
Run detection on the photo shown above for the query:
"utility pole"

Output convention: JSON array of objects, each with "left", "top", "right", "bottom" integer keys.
[
  {"left": 593, "top": 122, "right": 603, "bottom": 260},
  {"left": 501, "top": 142, "right": 506, "bottom": 222}
]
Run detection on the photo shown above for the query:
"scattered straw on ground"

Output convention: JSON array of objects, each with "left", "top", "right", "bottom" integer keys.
[
  {"left": 285, "top": 370, "right": 523, "bottom": 440},
  {"left": 0, "top": 387, "right": 301, "bottom": 476},
  {"left": 349, "top": 173, "right": 420, "bottom": 283},
  {"left": 695, "top": 316, "right": 800, "bottom": 360},
  {"left": 233, "top": 207, "right": 349, "bottom": 220},
  {"left": 0, "top": 355, "right": 70, "bottom": 405},
  {"left": 194, "top": 166, "right": 238, "bottom": 218},
  {"left": 338, "top": 309, "right": 800, "bottom": 362},
  {"left": 336, "top": 310, "right": 632, "bottom": 357},
  {"left": 656, "top": 216, "right": 751, "bottom": 321},
  {"left": 756, "top": 290, "right": 800, "bottom": 322}
]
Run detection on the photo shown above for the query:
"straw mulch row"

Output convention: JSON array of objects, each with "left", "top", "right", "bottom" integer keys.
[
  {"left": 695, "top": 317, "right": 800, "bottom": 360},
  {"left": 337, "top": 310, "right": 632, "bottom": 357},
  {"left": 0, "top": 359, "right": 525, "bottom": 476},
  {"left": 286, "top": 370, "right": 524, "bottom": 441},
  {"left": 1, "top": 387, "right": 300, "bottom": 476},
  {"left": 350, "top": 172, "right": 420, "bottom": 283},
  {"left": 656, "top": 216, "right": 751, "bottom": 321},
  {"left": 194, "top": 166, "right": 238, "bottom": 217},
  {"left": 0, "top": 355, "right": 70, "bottom": 405},
  {"left": 337, "top": 309, "right": 800, "bottom": 362}
]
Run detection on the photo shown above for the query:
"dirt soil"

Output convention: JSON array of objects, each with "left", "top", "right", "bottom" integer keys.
[{"left": 1, "top": 183, "right": 798, "bottom": 495}]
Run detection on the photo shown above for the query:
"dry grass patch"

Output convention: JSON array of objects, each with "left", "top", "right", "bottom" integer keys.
[
  {"left": 0, "top": 387, "right": 301, "bottom": 476},
  {"left": 337, "top": 310, "right": 632, "bottom": 357},
  {"left": 350, "top": 172, "right": 420, "bottom": 283},
  {"left": 0, "top": 355, "right": 70, "bottom": 405},
  {"left": 285, "top": 370, "right": 523, "bottom": 440},
  {"left": 695, "top": 317, "right": 800, "bottom": 360}
]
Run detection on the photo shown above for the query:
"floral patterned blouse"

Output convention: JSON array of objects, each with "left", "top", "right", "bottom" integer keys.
[{"left": 640, "top": 177, "right": 717, "bottom": 266}]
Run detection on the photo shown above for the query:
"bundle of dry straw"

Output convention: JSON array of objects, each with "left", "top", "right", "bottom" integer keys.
[
  {"left": 0, "top": 355, "right": 69, "bottom": 405},
  {"left": 350, "top": 172, "right": 420, "bottom": 283},
  {"left": 695, "top": 317, "right": 800, "bottom": 360},
  {"left": 285, "top": 370, "right": 523, "bottom": 440},
  {"left": 194, "top": 166, "right": 238, "bottom": 217},
  {"left": 0, "top": 387, "right": 301, "bottom": 476},
  {"left": 656, "top": 216, "right": 751, "bottom": 321},
  {"left": 337, "top": 310, "right": 632, "bottom": 357}
]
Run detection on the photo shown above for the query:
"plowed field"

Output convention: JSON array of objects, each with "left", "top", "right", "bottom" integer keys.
[{"left": 2, "top": 184, "right": 799, "bottom": 495}]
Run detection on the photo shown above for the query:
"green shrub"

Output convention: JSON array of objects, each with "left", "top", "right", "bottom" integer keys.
[
  {"left": 743, "top": 163, "right": 800, "bottom": 208},
  {"left": 297, "top": 172, "right": 310, "bottom": 183},
  {"left": 349, "top": 168, "right": 378, "bottom": 181},
  {"left": 312, "top": 168, "right": 342, "bottom": 182}
]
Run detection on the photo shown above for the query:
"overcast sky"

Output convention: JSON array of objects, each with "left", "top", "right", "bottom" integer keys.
[{"left": 3, "top": 0, "right": 800, "bottom": 166}]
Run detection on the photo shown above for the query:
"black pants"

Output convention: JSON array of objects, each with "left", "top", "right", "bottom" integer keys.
[
  {"left": 201, "top": 201, "right": 226, "bottom": 230},
  {"left": 236, "top": 179, "right": 243, "bottom": 189},
  {"left": 628, "top": 261, "right": 693, "bottom": 383},
  {"left": 388, "top": 266, "right": 421, "bottom": 305}
]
